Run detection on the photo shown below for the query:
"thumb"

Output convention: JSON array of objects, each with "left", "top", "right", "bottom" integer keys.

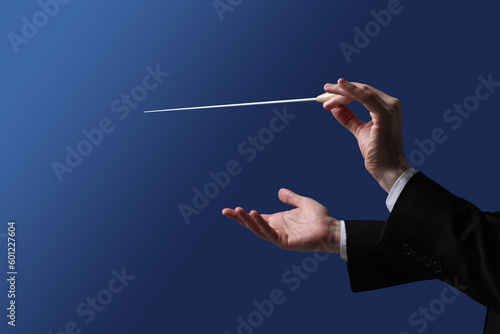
[
  {"left": 278, "top": 188, "right": 304, "bottom": 208},
  {"left": 330, "top": 104, "right": 365, "bottom": 137}
]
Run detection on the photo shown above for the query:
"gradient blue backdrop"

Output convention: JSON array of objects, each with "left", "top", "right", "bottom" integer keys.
[{"left": 1, "top": 0, "right": 499, "bottom": 333}]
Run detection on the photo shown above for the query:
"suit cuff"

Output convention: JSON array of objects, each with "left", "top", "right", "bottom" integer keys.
[{"left": 386, "top": 168, "right": 418, "bottom": 212}]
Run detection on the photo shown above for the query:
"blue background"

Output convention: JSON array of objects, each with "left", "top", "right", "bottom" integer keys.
[{"left": 1, "top": 0, "right": 499, "bottom": 333}]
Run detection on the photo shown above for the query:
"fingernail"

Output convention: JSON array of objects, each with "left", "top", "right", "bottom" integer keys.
[{"left": 338, "top": 78, "right": 346, "bottom": 84}]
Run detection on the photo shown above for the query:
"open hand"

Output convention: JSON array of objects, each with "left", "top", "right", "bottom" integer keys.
[{"left": 222, "top": 188, "right": 340, "bottom": 253}]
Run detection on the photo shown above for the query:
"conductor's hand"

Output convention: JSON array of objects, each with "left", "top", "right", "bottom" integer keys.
[
  {"left": 323, "top": 79, "right": 411, "bottom": 193},
  {"left": 222, "top": 188, "right": 341, "bottom": 253}
]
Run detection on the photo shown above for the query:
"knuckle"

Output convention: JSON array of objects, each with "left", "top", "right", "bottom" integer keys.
[
  {"left": 364, "top": 90, "right": 376, "bottom": 100},
  {"left": 389, "top": 98, "right": 402, "bottom": 112},
  {"left": 360, "top": 84, "right": 371, "bottom": 92},
  {"left": 394, "top": 98, "right": 402, "bottom": 108}
]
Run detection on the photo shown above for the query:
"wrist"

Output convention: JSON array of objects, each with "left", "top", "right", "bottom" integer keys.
[
  {"left": 376, "top": 161, "right": 411, "bottom": 193},
  {"left": 324, "top": 217, "right": 341, "bottom": 254}
]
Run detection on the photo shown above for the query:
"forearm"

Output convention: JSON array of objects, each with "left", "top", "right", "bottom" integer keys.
[
  {"left": 345, "top": 219, "right": 433, "bottom": 292},
  {"left": 343, "top": 170, "right": 500, "bottom": 314},
  {"left": 379, "top": 172, "right": 500, "bottom": 313}
]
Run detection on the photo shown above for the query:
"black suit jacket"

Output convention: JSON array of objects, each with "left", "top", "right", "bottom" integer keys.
[{"left": 345, "top": 172, "right": 500, "bottom": 333}]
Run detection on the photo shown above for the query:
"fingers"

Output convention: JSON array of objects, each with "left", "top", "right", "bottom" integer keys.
[
  {"left": 221, "top": 208, "right": 247, "bottom": 232},
  {"left": 330, "top": 104, "right": 365, "bottom": 137},
  {"left": 325, "top": 81, "right": 389, "bottom": 101},
  {"left": 324, "top": 79, "right": 401, "bottom": 117},
  {"left": 278, "top": 188, "right": 303, "bottom": 208},
  {"left": 237, "top": 208, "right": 270, "bottom": 240},
  {"left": 322, "top": 94, "right": 355, "bottom": 110},
  {"left": 324, "top": 81, "right": 356, "bottom": 96},
  {"left": 249, "top": 210, "right": 279, "bottom": 241},
  {"left": 222, "top": 208, "right": 239, "bottom": 220},
  {"left": 336, "top": 78, "right": 386, "bottom": 115},
  {"left": 261, "top": 213, "right": 271, "bottom": 221},
  {"left": 222, "top": 207, "right": 278, "bottom": 242}
]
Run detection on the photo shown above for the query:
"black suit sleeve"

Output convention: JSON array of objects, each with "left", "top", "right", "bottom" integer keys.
[{"left": 345, "top": 172, "right": 500, "bottom": 314}]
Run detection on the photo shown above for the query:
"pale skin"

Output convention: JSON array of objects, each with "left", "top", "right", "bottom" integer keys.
[{"left": 222, "top": 79, "right": 411, "bottom": 254}]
